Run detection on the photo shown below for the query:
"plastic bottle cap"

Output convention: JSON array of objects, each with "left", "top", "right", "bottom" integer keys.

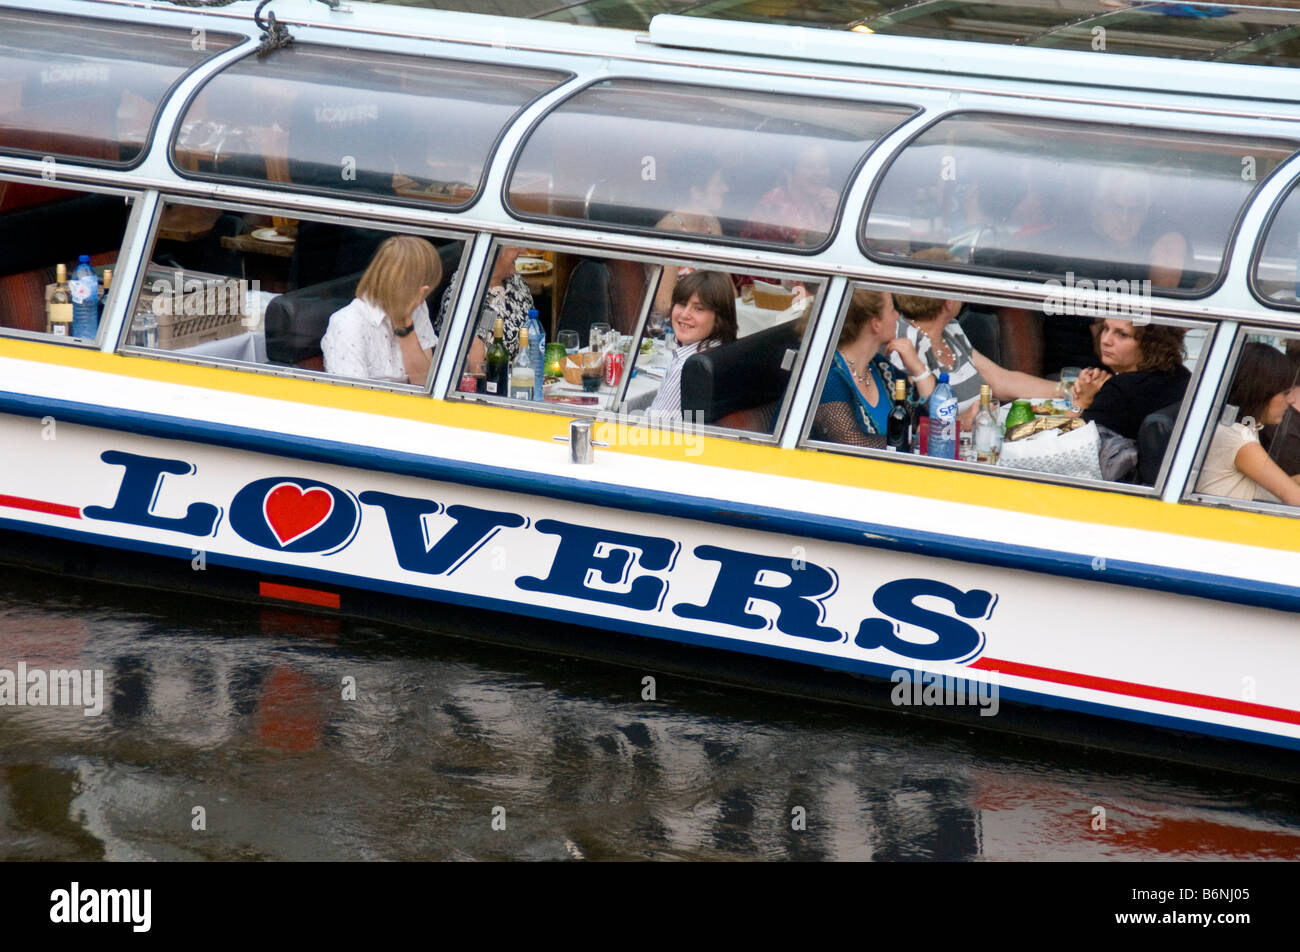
[
  {"left": 78, "top": 255, "right": 90, "bottom": 263},
  {"left": 939, "top": 373, "right": 949, "bottom": 383}
]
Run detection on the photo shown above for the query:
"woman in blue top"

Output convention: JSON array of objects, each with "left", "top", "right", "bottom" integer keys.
[{"left": 805, "top": 288, "right": 933, "bottom": 447}]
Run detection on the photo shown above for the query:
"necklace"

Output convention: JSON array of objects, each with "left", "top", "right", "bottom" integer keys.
[
  {"left": 842, "top": 353, "right": 876, "bottom": 390},
  {"left": 913, "top": 321, "right": 957, "bottom": 372}
]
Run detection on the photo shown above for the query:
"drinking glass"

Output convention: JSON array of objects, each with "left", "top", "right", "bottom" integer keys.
[
  {"left": 558, "top": 330, "right": 579, "bottom": 354},
  {"left": 589, "top": 322, "right": 611, "bottom": 352},
  {"left": 1060, "top": 366, "right": 1082, "bottom": 402}
]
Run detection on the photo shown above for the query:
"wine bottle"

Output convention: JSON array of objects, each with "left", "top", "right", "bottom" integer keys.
[
  {"left": 510, "top": 327, "right": 535, "bottom": 401},
  {"left": 973, "top": 383, "right": 1001, "bottom": 465},
  {"left": 48, "top": 263, "right": 73, "bottom": 336},
  {"left": 886, "top": 378, "right": 911, "bottom": 453},
  {"left": 485, "top": 317, "right": 509, "bottom": 397}
]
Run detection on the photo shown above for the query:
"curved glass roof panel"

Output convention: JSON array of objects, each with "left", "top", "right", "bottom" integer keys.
[
  {"left": 862, "top": 112, "right": 1298, "bottom": 295},
  {"left": 0, "top": 9, "right": 241, "bottom": 167},
  {"left": 173, "top": 45, "right": 567, "bottom": 207},
  {"left": 507, "top": 78, "right": 915, "bottom": 252},
  {"left": 1253, "top": 180, "right": 1300, "bottom": 310}
]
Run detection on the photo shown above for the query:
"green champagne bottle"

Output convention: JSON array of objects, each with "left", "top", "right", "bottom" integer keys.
[{"left": 485, "top": 317, "right": 509, "bottom": 397}]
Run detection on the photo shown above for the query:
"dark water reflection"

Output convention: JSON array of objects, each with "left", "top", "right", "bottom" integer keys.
[{"left": 1, "top": 567, "right": 1298, "bottom": 862}]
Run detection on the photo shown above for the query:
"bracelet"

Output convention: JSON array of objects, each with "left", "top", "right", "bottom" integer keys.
[{"left": 910, "top": 368, "right": 934, "bottom": 384}]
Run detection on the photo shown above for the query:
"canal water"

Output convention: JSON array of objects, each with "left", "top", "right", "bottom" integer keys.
[{"left": 1, "top": 563, "right": 1298, "bottom": 862}]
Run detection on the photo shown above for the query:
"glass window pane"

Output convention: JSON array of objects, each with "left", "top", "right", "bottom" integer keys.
[
  {"left": 1193, "top": 330, "right": 1300, "bottom": 510},
  {"left": 173, "top": 46, "right": 566, "bottom": 207},
  {"left": 1253, "top": 179, "right": 1300, "bottom": 309},
  {"left": 507, "top": 78, "right": 915, "bottom": 252},
  {"left": 127, "top": 201, "right": 467, "bottom": 389},
  {"left": 0, "top": 181, "right": 131, "bottom": 343},
  {"left": 862, "top": 112, "right": 1298, "bottom": 295},
  {"left": 1032, "top": 7, "right": 1300, "bottom": 60},
  {"left": 0, "top": 10, "right": 240, "bottom": 167},
  {"left": 449, "top": 241, "right": 820, "bottom": 437},
  {"left": 805, "top": 281, "right": 1205, "bottom": 489}
]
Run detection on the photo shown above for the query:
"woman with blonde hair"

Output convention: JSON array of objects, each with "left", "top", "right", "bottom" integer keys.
[{"left": 322, "top": 235, "right": 442, "bottom": 385}]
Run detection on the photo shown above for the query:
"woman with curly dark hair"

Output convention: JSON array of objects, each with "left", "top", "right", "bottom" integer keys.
[{"left": 1068, "top": 318, "right": 1189, "bottom": 439}]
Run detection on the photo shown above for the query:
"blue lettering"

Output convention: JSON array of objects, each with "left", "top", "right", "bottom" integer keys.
[
  {"left": 359, "top": 492, "right": 525, "bottom": 575},
  {"left": 83, "top": 451, "right": 220, "bottom": 537},
  {"left": 673, "top": 545, "right": 840, "bottom": 643},
  {"left": 855, "top": 578, "right": 993, "bottom": 662},
  {"left": 516, "top": 520, "right": 676, "bottom": 610}
]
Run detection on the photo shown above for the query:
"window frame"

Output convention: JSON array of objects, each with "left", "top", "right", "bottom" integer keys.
[
  {"left": 858, "top": 108, "right": 1300, "bottom": 302},
  {"left": 116, "top": 194, "right": 474, "bottom": 395},
  {"left": 166, "top": 43, "right": 572, "bottom": 213},
  {"left": 441, "top": 234, "right": 833, "bottom": 446},
  {"left": 0, "top": 174, "right": 141, "bottom": 349},
  {"left": 795, "top": 276, "right": 1220, "bottom": 498},
  {"left": 501, "top": 73, "right": 920, "bottom": 257},
  {"left": 1181, "top": 323, "right": 1300, "bottom": 520},
  {"left": 1248, "top": 173, "right": 1300, "bottom": 313}
]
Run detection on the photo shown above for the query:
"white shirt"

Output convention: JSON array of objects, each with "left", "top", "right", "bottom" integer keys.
[
  {"left": 1196, "top": 422, "right": 1282, "bottom": 503},
  {"left": 321, "top": 296, "right": 436, "bottom": 384},
  {"left": 647, "top": 340, "right": 701, "bottom": 419}
]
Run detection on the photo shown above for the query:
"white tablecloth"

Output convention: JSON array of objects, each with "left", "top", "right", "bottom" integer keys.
[
  {"left": 178, "top": 330, "right": 267, "bottom": 363},
  {"left": 735, "top": 296, "right": 810, "bottom": 338}
]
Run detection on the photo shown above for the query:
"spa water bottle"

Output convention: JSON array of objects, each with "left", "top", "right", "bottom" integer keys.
[
  {"left": 928, "top": 372, "right": 957, "bottom": 460},
  {"left": 70, "top": 255, "right": 99, "bottom": 338},
  {"left": 526, "top": 308, "right": 545, "bottom": 402}
]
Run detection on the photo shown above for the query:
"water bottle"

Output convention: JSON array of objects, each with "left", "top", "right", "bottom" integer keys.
[
  {"left": 69, "top": 255, "right": 99, "bottom": 339},
  {"left": 928, "top": 372, "right": 958, "bottom": 460},
  {"left": 526, "top": 308, "right": 545, "bottom": 401}
]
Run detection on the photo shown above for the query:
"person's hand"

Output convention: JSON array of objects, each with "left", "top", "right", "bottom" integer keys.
[
  {"left": 1072, "top": 367, "right": 1111, "bottom": 407},
  {"left": 884, "top": 337, "right": 924, "bottom": 377},
  {"left": 959, "top": 402, "right": 978, "bottom": 430}
]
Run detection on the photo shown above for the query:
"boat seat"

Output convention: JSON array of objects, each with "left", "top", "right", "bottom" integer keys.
[
  {"left": 1136, "top": 400, "right": 1182, "bottom": 486},
  {"left": 959, "top": 306, "right": 1001, "bottom": 367},
  {"left": 680, "top": 318, "right": 801, "bottom": 431},
  {"left": 556, "top": 258, "right": 613, "bottom": 341}
]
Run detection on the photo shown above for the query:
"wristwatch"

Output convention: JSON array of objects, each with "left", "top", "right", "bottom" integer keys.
[
  {"left": 1069, "top": 403, "right": 1084, "bottom": 414},
  {"left": 393, "top": 323, "right": 415, "bottom": 338}
]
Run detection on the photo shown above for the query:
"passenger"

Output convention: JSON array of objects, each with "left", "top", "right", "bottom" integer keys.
[
  {"left": 651, "top": 151, "right": 729, "bottom": 322},
  {"left": 892, "top": 249, "right": 1061, "bottom": 423},
  {"left": 741, "top": 144, "right": 837, "bottom": 249},
  {"left": 436, "top": 245, "right": 534, "bottom": 368},
  {"left": 1067, "top": 319, "right": 1189, "bottom": 440},
  {"left": 807, "top": 288, "right": 932, "bottom": 447},
  {"left": 646, "top": 270, "right": 737, "bottom": 420},
  {"left": 1196, "top": 342, "right": 1300, "bottom": 506},
  {"left": 321, "top": 235, "right": 441, "bottom": 385}
]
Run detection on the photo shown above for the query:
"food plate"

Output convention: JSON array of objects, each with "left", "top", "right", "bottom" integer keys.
[
  {"left": 1030, "top": 398, "right": 1071, "bottom": 415},
  {"left": 515, "top": 256, "right": 553, "bottom": 276},
  {"left": 251, "top": 227, "right": 293, "bottom": 244}
]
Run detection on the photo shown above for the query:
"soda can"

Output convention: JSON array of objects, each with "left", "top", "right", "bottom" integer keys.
[
  {"left": 605, "top": 351, "right": 626, "bottom": 387},
  {"left": 459, "top": 372, "right": 478, "bottom": 393}
]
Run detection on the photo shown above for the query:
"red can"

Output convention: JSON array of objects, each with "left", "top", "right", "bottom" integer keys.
[
  {"left": 458, "top": 372, "right": 479, "bottom": 393},
  {"left": 604, "top": 351, "right": 626, "bottom": 387}
]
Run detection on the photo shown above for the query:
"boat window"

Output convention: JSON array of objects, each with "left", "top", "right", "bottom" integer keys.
[
  {"left": 506, "top": 78, "right": 915, "bottom": 252},
  {"left": 801, "top": 279, "right": 1210, "bottom": 491},
  {"left": 1253, "top": 179, "right": 1300, "bottom": 310},
  {"left": 448, "top": 240, "right": 823, "bottom": 439},
  {"left": 0, "top": 9, "right": 241, "bottom": 168},
  {"left": 862, "top": 112, "right": 1298, "bottom": 297},
  {"left": 121, "top": 200, "right": 468, "bottom": 390},
  {"left": 0, "top": 180, "right": 132, "bottom": 344},
  {"left": 172, "top": 46, "right": 566, "bottom": 208},
  {"left": 1188, "top": 329, "right": 1300, "bottom": 514}
]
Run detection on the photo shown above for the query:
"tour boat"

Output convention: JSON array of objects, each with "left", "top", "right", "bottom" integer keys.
[{"left": 2, "top": 0, "right": 1299, "bottom": 779}]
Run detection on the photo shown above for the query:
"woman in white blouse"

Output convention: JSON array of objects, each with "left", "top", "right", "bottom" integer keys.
[
  {"left": 322, "top": 235, "right": 442, "bottom": 385},
  {"left": 1197, "top": 342, "right": 1300, "bottom": 506}
]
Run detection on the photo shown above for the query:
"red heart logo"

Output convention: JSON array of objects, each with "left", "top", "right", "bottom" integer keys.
[{"left": 263, "top": 483, "right": 335, "bottom": 547}]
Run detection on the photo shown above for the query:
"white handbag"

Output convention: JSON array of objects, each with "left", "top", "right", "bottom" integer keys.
[{"left": 997, "top": 420, "right": 1104, "bottom": 481}]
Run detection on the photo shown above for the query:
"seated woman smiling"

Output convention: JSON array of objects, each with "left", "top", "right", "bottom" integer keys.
[
  {"left": 808, "top": 288, "right": 931, "bottom": 447},
  {"left": 321, "top": 235, "right": 441, "bottom": 385},
  {"left": 647, "top": 270, "right": 737, "bottom": 420}
]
